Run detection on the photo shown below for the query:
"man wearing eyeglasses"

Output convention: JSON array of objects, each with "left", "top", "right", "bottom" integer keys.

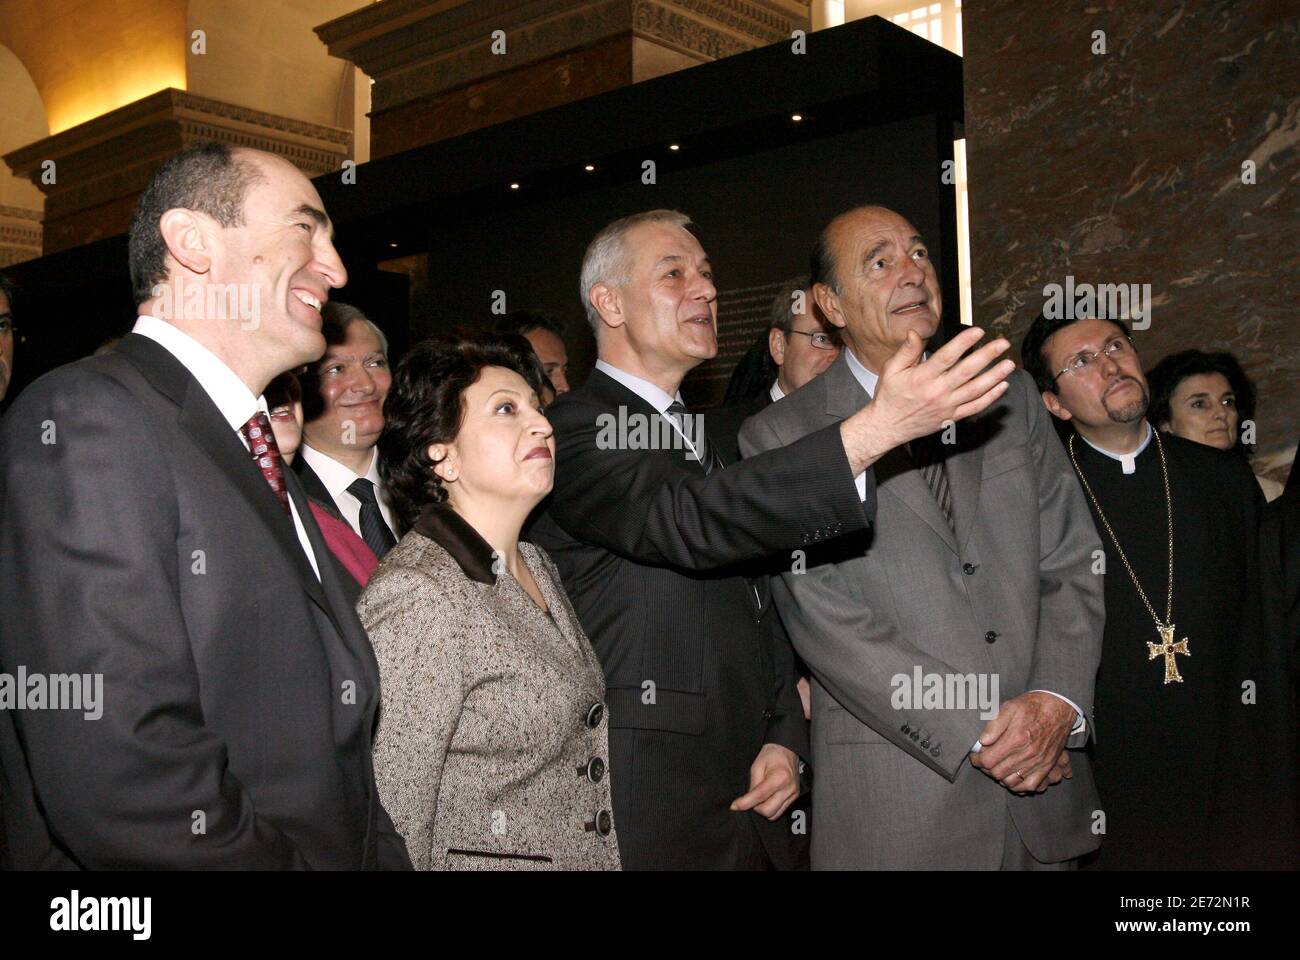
[
  {"left": 1022, "top": 311, "right": 1293, "bottom": 870},
  {"left": 741, "top": 206, "right": 1105, "bottom": 869},
  {"left": 0, "top": 273, "right": 16, "bottom": 405}
]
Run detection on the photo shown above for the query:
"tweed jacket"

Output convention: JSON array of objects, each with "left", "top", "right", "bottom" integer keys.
[{"left": 360, "top": 503, "right": 620, "bottom": 871}]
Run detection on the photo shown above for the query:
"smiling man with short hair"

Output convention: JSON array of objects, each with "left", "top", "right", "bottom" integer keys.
[{"left": 0, "top": 142, "right": 409, "bottom": 869}]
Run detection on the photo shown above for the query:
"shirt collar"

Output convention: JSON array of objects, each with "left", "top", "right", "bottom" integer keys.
[
  {"left": 843, "top": 347, "right": 881, "bottom": 398},
  {"left": 299, "top": 443, "right": 377, "bottom": 501},
  {"left": 1078, "top": 421, "right": 1153, "bottom": 475},
  {"left": 412, "top": 501, "right": 498, "bottom": 585},
  {"left": 132, "top": 314, "right": 263, "bottom": 430},
  {"left": 595, "top": 359, "right": 682, "bottom": 414},
  {"left": 769, "top": 379, "right": 785, "bottom": 402}
]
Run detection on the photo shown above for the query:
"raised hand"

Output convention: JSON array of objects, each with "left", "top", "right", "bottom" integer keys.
[{"left": 840, "top": 327, "right": 1014, "bottom": 474}]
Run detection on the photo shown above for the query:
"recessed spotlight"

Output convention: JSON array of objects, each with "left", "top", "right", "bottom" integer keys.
[
  {"left": 584, "top": 164, "right": 595, "bottom": 171},
  {"left": 791, "top": 113, "right": 803, "bottom": 122},
  {"left": 509, "top": 182, "right": 520, "bottom": 190},
  {"left": 389, "top": 242, "right": 398, "bottom": 248},
  {"left": 669, "top": 143, "right": 680, "bottom": 151}
]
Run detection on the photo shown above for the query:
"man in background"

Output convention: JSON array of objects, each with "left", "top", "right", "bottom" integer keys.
[{"left": 295, "top": 302, "right": 399, "bottom": 585}]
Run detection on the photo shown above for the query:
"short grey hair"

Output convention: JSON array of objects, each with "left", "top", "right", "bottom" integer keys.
[
  {"left": 579, "top": 209, "right": 693, "bottom": 332},
  {"left": 322, "top": 301, "right": 388, "bottom": 357},
  {"left": 768, "top": 275, "right": 811, "bottom": 335}
]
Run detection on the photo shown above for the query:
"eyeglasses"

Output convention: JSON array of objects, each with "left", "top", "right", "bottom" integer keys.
[
  {"left": 1055, "top": 336, "right": 1133, "bottom": 380},
  {"left": 786, "top": 329, "right": 840, "bottom": 351}
]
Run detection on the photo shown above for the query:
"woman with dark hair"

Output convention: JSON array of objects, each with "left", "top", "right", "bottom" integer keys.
[
  {"left": 359, "top": 333, "right": 619, "bottom": 870},
  {"left": 1147, "top": 349, "right": 1283, "bottom": 500}
]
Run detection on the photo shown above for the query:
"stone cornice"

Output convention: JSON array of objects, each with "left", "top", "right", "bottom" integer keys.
[
  {"left": 319, "top": 0, "right": 810, "bottom": 111},
  {"left": 4, "top": 89, "right": 349, "bottom": 177}
]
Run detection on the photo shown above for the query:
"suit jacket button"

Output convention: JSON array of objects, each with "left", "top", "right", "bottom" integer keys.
[
  {"left": 586, "top": 702, "right": 605, "bottom": 728},
  {"left": 910, "top": 731, "right": 919, "bottom": 741},
  {"left": 901, "top": 723, "right": 910, "bottom": 734},
  {"left": 762, "top": 708, "right": 775, "bottom": 721},
  {"left": 963, "top": 562, "right": 977, "bottom": 575},
  {"left": 930, "top": 747, "right": 941, "bottom": 757},
  {"left": 580, "top": 757, "right": 606, "bottom": 783},
  {"left": 984, "top": 630, "right": 998, "bottom": 644},
  {"left": 920, "top": 740, "right": 930, "bottom": 748},
  {"left": 590, "top": 810, "right": 612, "bottom": 836}
]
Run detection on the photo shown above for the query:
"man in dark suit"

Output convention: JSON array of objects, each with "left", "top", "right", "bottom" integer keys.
[
  {"left": 529, "top": 208, "right": 1015, "bottom": 869},
  {"left": 0, "top": 142, "right": 410, "bottom": 869},
  {"left": 293, "top": 302, "right": 397, "bottom": 601}
]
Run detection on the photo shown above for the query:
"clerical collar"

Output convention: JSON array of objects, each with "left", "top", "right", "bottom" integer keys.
[{"left": 1077, "top": 421, "right": 1153, "bottom": 475}]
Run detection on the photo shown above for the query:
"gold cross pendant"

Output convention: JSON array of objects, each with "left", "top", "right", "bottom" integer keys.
[{"left": 1147, "top": 623, "right": 1190, "bottom": 684}]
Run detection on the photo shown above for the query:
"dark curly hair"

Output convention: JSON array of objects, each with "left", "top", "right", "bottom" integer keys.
[
  {"left": 1146, "top": 349, "right": 1258, "bottom": 458},
  {"left": 378, "top": 331, "right": 547, "bottom": 532}
]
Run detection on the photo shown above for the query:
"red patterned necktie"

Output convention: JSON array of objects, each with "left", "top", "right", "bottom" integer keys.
[{"left": 239, "top": 411, "right": 290, "bottom": 514}]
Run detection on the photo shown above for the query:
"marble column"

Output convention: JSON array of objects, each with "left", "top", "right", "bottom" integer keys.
[{"left": 963, "top": 1, "right": 1299, "bottom": 466}]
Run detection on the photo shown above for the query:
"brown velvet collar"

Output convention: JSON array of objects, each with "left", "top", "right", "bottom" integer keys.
[{"left": 412, "top": 501, "right": 498, "bottom": 585}]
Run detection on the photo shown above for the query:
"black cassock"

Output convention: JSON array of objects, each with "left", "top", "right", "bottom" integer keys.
[{"left": 1070, "top": 429, "right": 1281, "bottom": 870}]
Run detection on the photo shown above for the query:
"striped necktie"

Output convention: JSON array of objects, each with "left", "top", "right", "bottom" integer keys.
[
  {"left": 665, "top": 400, "right": 723, "bottom": 474},
  {"left": 908, "top": 433, "right": 954, "bottom": 532},
  {"left": 346, "top": 477, "right": 397, "bottom": 559}
]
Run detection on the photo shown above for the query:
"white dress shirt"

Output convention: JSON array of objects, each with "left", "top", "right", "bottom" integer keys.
[
  {"left": 845, "top": 348, "right": 1085, "bottom": 745},
  {"left": 131, "top": 315, "right": 321, "bottom": 579},
  {"left": 594, "top": 359, "right": 704, "bottom": 461},
  {"left": 298, "top": 444, "right": 397, "bottom": 540},
  {"left": 768, "top": 380, "right": 785, "bottom": 403}
]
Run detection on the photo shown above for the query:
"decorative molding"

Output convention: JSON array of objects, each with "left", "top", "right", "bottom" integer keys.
[
  {"left": 2, "top": 89, "right": 350, "bottom": 255},
  {"left": 319, "top": 0, "right": 811, "bottom": 115},
  {"left": 0, "top": 204, "right": 42, "bottom": 268}
]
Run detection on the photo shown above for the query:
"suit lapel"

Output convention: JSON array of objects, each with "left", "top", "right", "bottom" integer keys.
[
  {"left": 117, "top": 334, "right": 344, "bottom": 623},
  {"left": 292, "top": 456, "right": 346, "bottom": 523},
  {"left": 821, "top": 352, "right": 961, "bottom": 553},
  {"left": 945, "top": 417, "right": 986, "bottom": 553},
  {"left": 589, "top": 369, "right": 710, "bottom": 476}
]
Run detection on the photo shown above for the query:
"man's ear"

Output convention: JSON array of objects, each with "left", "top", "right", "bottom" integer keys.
[
  {"left": 811, "top": 283, "right": 845, "bottom": 331},
  {"left": 768, "top": 328, "right": 786, "bottom": 367},
  {"left": 589, "top": 283, "right": 623, "bottom": 332},
  {"left": 1041, "top": 389, "right": 1072, "bottom": 422},
  {"left": 158, "top": 207, "right": 218, "bottom": 281}
]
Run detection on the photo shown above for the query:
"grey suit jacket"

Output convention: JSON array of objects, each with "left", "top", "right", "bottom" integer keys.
[
  {"left": 360, "top": 503, "right": 620, "bottom": 871},
  {"left": 740, "top": 357, "right": 1104, "bottom": 868}
]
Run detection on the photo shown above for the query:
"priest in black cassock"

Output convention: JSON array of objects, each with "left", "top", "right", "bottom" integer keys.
[{"left": 1021, "top": 313, "right": 1293, "bottom": 869}]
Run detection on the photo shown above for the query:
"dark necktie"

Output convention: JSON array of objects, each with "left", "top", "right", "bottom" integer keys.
[
  {"left": 908, "top": 433, "right": 954, "bottom": 532},
  {"left": 239, "top": 411, "right": 290, "bottom": 515},
  {"left": 347, "top": 477, "right": 397, "bottom": 559},
  {"left": 665, "top": 400, "right": 723, "bottom": 475}
]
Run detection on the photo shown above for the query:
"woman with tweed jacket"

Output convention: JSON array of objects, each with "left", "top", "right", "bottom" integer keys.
[{"left": 359, "top": 335, "right": 619, "bottom": 870}]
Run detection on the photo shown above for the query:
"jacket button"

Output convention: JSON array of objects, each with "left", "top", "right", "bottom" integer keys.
[
  {"left": 586, "top": 702, "right": 604, "bottom": 728},
  {"left": 920, "top": 740, "right": 930, "bottom": 749},
  {"left": 984, "top": 630, "right": 998, "bottom": 644},
  {"left": 762, "top": 708, "right": 775, "bottom": 721},
  {"left": 901, "top": 723, "right": 910, "bottom": 734},
  {"left": 930, "top": 747, "right": 941, "bottom": 757},
  {"left": 587, "top": 810, "right": 612, "bottom": 837},
  {"left": 910, "top": 731, "right": 920, "bottom": 741},
  {"left": 580, "top": 757, "right": 606, "bottom": 783},
  {"left": 963, "top": 562, "right": 977, "bottom": 575}
]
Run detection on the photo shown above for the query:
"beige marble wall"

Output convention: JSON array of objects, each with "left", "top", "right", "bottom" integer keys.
[{"left": 964, "top": 1, "right": 1300, "bottom": 460}]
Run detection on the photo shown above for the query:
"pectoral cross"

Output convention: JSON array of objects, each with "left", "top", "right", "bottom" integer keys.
[{"left": 1147, "top": 623, "right": 1190, "bottom": 684}]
